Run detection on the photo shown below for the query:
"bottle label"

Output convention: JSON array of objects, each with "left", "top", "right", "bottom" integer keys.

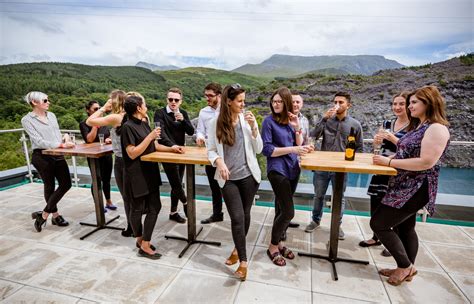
[{"left": 345, "top": 148, "right": 354, "bottom": 159}]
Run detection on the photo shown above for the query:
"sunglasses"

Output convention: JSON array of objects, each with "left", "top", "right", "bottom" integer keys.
[
  {"left": 230, "top": 83, "right": 241, "bottom": 90},
  {"left": 167, "top": 98, "right": 180, "bottom": 103},
  {"left": 42, "top": 99, "right": 50, "bottom": 104},
  {"left": 91, "top": 107, "right": 100, "bottom": 112}
]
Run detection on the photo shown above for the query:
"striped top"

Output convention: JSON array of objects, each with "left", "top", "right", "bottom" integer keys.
[{"left": 21, "top": 111, "right": 62, "bottom": 150}]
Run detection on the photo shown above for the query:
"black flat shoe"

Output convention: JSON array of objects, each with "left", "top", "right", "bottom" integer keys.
[
  {"left": 51, "top": 215, "right": 69, "bottom": 227},
  {"left": 288, "top": 222, "right": 300, "bottom": 228},
  {"left": 169, "top": 213, "right": 186, "bottom": 224},
  {"left": 136, "top": 242, "right": 156, "bottom": 251},
  {"left": 121, "top": 225, "right": 134, "bottom": 237},
  {"left": 137, "top": 249, "right": 161, "bottom": 260},
  {"left": 31, "top": 212, "right": 47, "bottom": 232},
  {"left": 358, "top": 239, "right": 382, "bottom": 247},
  {"left": 201, "top": 214, "right": 223, "bottom": 224}
]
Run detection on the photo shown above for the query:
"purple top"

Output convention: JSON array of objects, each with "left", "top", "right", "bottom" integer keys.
[
  {"left": 261, "top": 115, "right": 300, "bottom": 180},
  {"left": 382, "top": 123, "right": 448, "bottom": 216}
]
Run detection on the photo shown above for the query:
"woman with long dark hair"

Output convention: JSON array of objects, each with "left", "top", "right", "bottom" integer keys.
[
  {"left": 119, "top": 94, "right": 182, "bottom": 259},
  {"left": 372, "top": 85, "right": 450, "bottom": 285},
  {"left": 21, "top": 91, "right": 73, "bottom": 232},
  {"left": 207, "top": 83, "right": 262, "bottom": 281},
  {"left": 261, "top": 87, "right": 312, "bottom": 266}
]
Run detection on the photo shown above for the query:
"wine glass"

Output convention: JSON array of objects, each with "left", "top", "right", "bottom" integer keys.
[{"left": 154, "top": 122, "right": 161, "bottom": 140}]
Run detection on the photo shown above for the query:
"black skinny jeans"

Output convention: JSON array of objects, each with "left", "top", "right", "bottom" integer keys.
[
  {"left": 130, "top": 190, "right": 162, "bottom": 242},
  {"left": 369, "top": 194, "right": 399, "bottom": 242},
  {"left": 32, "top": 150, "right": 72, "bottom": 213},
  {"left": 205, "top": 165, "right": 223, "bottom": 217},
  {"left": 163, "top": 163, "right": 187, "bottom": 213},
  {"left": 268, "top": 171, "right": 299, "bottom": 246},
  {"left": 370, "top": 179, "right": 429, "bottom": 268},
  {"left": 221, "top": 175, "right": 259, "bottom": 262},
  {"left": 114, "top": 156, "right": 131, "bottom": 227},
  {"left": 87, "top": 155, "right": 113, "bottom": 200}
]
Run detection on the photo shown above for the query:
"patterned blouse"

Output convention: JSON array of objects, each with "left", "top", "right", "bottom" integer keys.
[{"left": 381, "top": 123, "right": 448, "bottom": 216}]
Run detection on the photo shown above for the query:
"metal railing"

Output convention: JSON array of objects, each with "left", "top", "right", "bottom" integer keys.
[{"left": 1, "top": 127, "right": 473, "bottom": 188}]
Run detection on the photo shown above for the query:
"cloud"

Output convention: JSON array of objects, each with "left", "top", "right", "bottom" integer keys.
[
  {"left": 0, "top": 0, "right": 472, "bottom": 69},
  {"left": 7, "top": 15, "right": 64, "bottom": 34}
]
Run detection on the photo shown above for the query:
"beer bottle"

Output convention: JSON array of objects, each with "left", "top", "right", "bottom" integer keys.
[{"left": 345, "top": 127, "right": 356, "bottom": 161}]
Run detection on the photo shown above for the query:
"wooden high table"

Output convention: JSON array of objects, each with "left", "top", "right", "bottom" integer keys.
[
  {"left": 141, "top": 146, "right": 221, "bottom": 258},
  {"left": 299, "top": 151, "right": 397, "bottom": 281},
  {"left": 43, "top": 142, "right": 123, "bottom": 240}
]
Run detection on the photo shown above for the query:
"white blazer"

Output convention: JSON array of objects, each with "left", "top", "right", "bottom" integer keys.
[{"left": 207, "top": 114, "right": 263, "bottom": 188}]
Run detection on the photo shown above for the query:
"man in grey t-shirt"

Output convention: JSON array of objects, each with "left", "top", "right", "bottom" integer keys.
[{"left": 305, "top": 92, "right": 363, "bottom": 240}]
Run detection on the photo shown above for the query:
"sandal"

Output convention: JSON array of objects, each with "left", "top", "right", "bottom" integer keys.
[
  {"left": 235, "top": 265, "right": 247, "bottom": 281},
  {"left": 267, "top": 249, "right": 286, "bottom": 266},
  {"left": 225, "top": 251, "right": 239, "bottom": 266},
  {"left": 378, "top": 268, "right": 396, "bottom": 277},
  {"left": 279, "top": 246, "right": 295, "bottom": 260},
  {"left": 387, "top": 267, "right": 418, "bottom": 286},
  {"left": 136, "top": 242, "right": 156, "bottom": 251},
  {"left": 358, "top": 239, "right": 382, "bottom": 247}
]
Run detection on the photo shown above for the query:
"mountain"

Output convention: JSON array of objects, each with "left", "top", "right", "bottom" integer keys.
[
  {"left": 233, "top": 54, "right": 404, "bottom": 78},
  {"left": 156, "top": 67, "right": 268, "bottom": 100},
  {"left": 136, "top": 61, "right": 180, "bottom": 71},
  {"left": 245, "top": 54, "right": 474, "bottom": 167}
]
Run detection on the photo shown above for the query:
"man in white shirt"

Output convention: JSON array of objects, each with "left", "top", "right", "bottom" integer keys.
[{"left": 196, "top": 83, "right": 224, "bottom": 224}]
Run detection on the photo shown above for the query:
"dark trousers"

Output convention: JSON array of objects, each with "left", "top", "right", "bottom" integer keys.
[
  {"left": 205, "top": 165, "right": 223, "bottom": 217},
  {"left": 369, "top": 194, "right": 399, "bottom": 242},
  {"left": 114, "top": 156, "right": 131, "bottom": 227},
  {"left": 370, "top": 179, "right": 429, "bottom": 268},
  {"left": 130, "top": 190, "right": 162, "bottom": 242},
  {"left": 87, "top": 155, "right": 113, "bottom": 200},
  {"left": 163, "top": 163, "right": 187, "bottom": 213},
  {"left": 221, "top": 175, "right": 259, "bottom": 262},
  {"left": 268, "top": 171, "right": 298, "bottom": 246},
  {"left": 32, "top": 150, "right": 72, "bottom": 213}
]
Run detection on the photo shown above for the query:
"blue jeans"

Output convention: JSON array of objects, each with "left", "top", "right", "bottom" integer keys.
[{"left": 312, "top": 171, "right": 347, "bottom": 224}]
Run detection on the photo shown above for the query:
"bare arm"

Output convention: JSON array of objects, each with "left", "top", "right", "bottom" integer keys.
[{"left": 374, "top": 124, "right": 450, "bottom": 171}]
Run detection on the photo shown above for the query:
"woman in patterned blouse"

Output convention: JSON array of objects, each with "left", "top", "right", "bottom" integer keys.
[{"left": 371, "top": 86, "right": 450, "bottom": 286}]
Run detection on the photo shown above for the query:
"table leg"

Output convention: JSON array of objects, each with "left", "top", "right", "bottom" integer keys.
[
  {"left": 79, "top": 157, "right": 121, "bottom": 240},
  {"left": 165, "top": 164, "right": 221, "bottom": 258},
  {"left": 298, "top": 172, "right": 369, "bottom": 281}
]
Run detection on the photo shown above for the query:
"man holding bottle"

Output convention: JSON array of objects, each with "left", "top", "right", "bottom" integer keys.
[{"left": 304, "top": 92, "right": 363, "bottom": 240}]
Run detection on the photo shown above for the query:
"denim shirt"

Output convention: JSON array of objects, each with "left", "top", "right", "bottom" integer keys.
[{"left": 261, "top": 115, "right": 300, "bottom": 180}]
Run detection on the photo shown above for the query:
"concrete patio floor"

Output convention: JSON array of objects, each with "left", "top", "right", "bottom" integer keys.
[{"left": 0, "top": 183, "right": 472, "bottom": 303}]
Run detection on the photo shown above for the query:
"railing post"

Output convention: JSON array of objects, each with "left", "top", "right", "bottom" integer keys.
[
  {"left": 71, "top": 156, "right": 79, "bottom": 187},
  {"left": 20, "top": 131, "right": 34, "bottom": 183}
]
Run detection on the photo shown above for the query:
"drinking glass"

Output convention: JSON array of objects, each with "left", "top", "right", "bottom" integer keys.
[
  {"left": 99, "top": 134, "right": 105, "bottom": 146},
  {"left": 154, "top": 122, "right": 161, "bottom": 140},
  {"left": 70, "top": 133, "right": 75, "bottom": 145}
]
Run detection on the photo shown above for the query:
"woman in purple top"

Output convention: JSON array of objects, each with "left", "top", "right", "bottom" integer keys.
[
  {"left": 372, "top": 86, "right": 450, "bottom": 286},
  {"left": 261, "top": 87, "right": 312, "bottom": 266}
]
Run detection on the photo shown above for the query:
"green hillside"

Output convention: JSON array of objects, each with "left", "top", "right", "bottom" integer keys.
[{"left": 157, "top": 67, "right": 268, "bottom": 99}]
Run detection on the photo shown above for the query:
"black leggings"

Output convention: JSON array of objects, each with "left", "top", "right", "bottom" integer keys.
[
  {"left": 130, "top": 190, "right": 162, "bottom": 242},
  {"left": 114, "top": 156, "right": 131, "bottom": 227},
  {"left": 32, "top": 151, "right": 72, "bottom": 213},
  {"left": 163, "top": 163, "right": 187, "bottom": 213},
  {"left": 268, "top": 171, "right": 298, "bottom": 246},
  {"left": 87, "top": 155, "right": 113, "bottom": 200},
  {"left": 205, "top": 165, "right": 223, "bottom": 217},
  {"left": 221, "top": 175, "right": 259, "bottom": 262},
  {"left": 370, "top": 179, "right": 429, "bottom": 268}
]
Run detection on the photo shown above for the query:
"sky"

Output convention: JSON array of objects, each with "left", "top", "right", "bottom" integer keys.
[{"left": 0, "top": 0, "right": 472, "bottom": 70}]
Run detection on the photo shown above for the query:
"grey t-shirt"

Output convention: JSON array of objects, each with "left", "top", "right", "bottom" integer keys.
[{"left": 223, "top": 122, "right": 252, "bottom": 181}]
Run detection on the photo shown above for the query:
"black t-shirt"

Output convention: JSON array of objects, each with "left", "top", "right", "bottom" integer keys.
[
  {"left": 121, "top": 116, "right": 161, "bottom": 199},
  {"left": 79, "top": 121, "right": 110, "bottom": 143},
  {"left": 154, "top": 107, "right": 194, "bottom": 147}
]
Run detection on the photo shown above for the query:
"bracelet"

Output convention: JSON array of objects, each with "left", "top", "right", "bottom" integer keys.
[{"left": 388, "top": 159, "right": 392, "bottom": 167}]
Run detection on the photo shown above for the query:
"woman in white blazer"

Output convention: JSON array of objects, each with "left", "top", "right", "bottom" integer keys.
[{"left": 207, "top": 83, "right": 262, "bottom": 281}]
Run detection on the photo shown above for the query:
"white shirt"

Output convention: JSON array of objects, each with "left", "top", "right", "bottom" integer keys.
[
  {"left": 298, "top": 112, "right": 310, "bottom": 145},
  {"left": 166, "top": 105, "right": 180, "bottom": 114},
  {"left": 196, "top": 105, "right": 219, "bottom": 141},
  {"left": 21, "top": 111, "right": 62, "bottom": 150}
]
